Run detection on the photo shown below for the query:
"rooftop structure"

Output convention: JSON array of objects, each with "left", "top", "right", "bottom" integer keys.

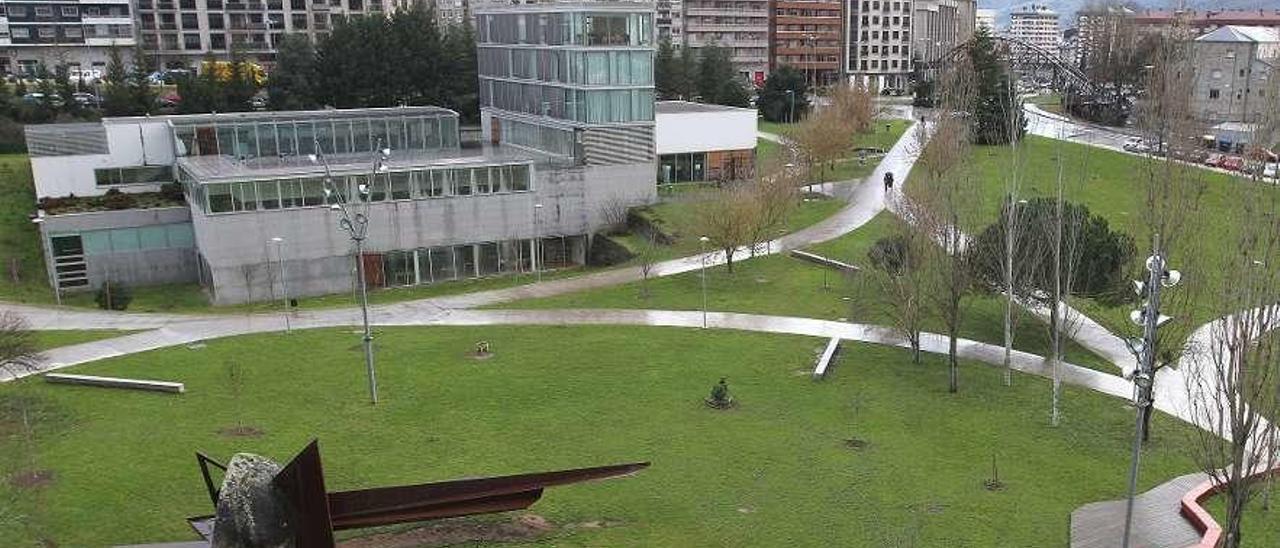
[{"left": 655, "top": 100, "right": 755, "bottom": 183}]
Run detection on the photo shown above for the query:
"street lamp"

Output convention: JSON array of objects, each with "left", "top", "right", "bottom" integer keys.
[
  {"left": 533, "top": 203, "right": 544, "bottom": 283},
  {"left": 309, "top": 138, "right": 390, "bottom": 405},
  {"left": 1120, "top": 242, "right": 1181, "bottom": 548},
  {"left": 786, "top": 89, "right": 796, "bottom": 123},
  {"left": 271, "top": 236, "right": 290, "bottom": 334},
  {"left": 699, "top": 235, "right": 710, "bottom": 329}
]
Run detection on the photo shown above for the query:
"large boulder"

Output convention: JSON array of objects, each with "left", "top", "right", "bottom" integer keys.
[{"left": 211, "top": 453, "right": 293, "bottom": 548}]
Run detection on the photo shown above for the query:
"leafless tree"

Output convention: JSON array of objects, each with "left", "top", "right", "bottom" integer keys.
[
  {"left": 0, "top": 312, "right": 40, "bottom": 380},
  {"left": 635, "top": 233, "right": 660, "bottom": 300},
  {"left": 0, "top": 312, "right": 48, "bottom": 544},
  {"left": 866, "top": 219, "right": 928, "bottom": 363},
  {"left": 599, "top": 197, "right": 631, "bottom": 235},
  {"left": 791, "top": 109, "right": 850, "bottom": 188},
  {"left": 696, "top": 163, "right": 800, "bottom": 272}
]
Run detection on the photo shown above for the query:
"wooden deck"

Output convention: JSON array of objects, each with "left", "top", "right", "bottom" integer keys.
[{"left": 1070, "top": 472, "right": 1207, "bottom": 548}]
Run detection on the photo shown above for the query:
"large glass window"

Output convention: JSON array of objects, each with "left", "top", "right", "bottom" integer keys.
[
  {"left": 428, "top": 246, "right": 454, "bottom": 281},
  {"left": 452, "top": 168, "right": 472, "bottom": 196},
  {"left": 207, "top": 183, "right": 233, "bottom": 213},
  {"left": 257, "top": 123, "right": 278, "bottom": 157},
  {"left": 295, "top": 122, "right": 315, "bottom": 156},
  {"left": 300, "top": 178, "right": 325, "bottom": 206},
  {"left": 231, "top": 181, "right": 258, "bottom": 211},
  {"left": 234, "top": 124, "right": 257, "bottom": 158},
  {"left": 389, "top": 171, "right": 411, "bottom": 200},
  {"left": 473, "top": 167, "right": 491, "bottom": 194},
  {"left": 280, "top": 179, "right": 303, "bottom": 208},
  {"left": 94, "top": 166, "right": 173, "bottom": 186}
]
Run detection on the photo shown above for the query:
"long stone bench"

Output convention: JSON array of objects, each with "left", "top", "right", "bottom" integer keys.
[
  {"left": 789, "top": 250, "right": 860, "bottom": 274},
  {"left": 44, "top": 373, "right": 185, "bottom": 394},
  {"left": 813, "top": 337, "right": 841, "bottom": 380}
]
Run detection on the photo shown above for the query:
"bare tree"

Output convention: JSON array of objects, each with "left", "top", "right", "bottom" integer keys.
[
  {"left": 696, "top": 182, "right": 759, "bottom": 274},
  {"left": 0, "top": 312, "right": 40, "bottom": 380},
  {"left": 636, "top": 233, "right": 660, "bottom": 300},
  {"left": 0, "top": 312, "right": 49, "bottom": 545},
  {"left": 791, "top": 109, "right": 850, "bottom": 188},
  {"left": 866, "top": 223, "right": 928, "bottom": 363},
  {"left": 598, "top": 197, "right": 631, "bottom": 235}
]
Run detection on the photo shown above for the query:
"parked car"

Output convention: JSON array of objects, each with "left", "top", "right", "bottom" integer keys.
[
  {"left": 71, "top": 92, "right": 99, "bottom": 107},
  {"left": 1220, "top": 156, "right": 1246, "bottom": 171},
  {"left": 1122, "top": 137, "right": 1145, "bottom": 152},
  {"left": 1263, "top": 163, "right": 1278, "bottom": 181},
  {"left": 1204, "top": 153, "right": 1224, "bottom": 167}
]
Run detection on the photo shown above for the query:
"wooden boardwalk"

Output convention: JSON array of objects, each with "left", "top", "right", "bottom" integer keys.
[{"left": 1070, "top": 472, "right": 1207, "bottom": 548}]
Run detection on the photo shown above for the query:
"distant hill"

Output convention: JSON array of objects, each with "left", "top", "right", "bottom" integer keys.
[{"left": 978, "top": 0, "right": 1276, "bottom": 28}]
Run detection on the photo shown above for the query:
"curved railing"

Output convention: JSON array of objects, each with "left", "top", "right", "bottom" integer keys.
[{"left": 1180, "top": 465, "right": 1280, "bottom": 547}]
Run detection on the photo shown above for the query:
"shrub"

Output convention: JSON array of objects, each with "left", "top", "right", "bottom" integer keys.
[
  {"left": 159, "top": 182, "right": 185, "bottom": 202},
  {"left": 102, "top": 188, "right": 136, "bottom": 210},
  {"left": 94, "top": 281, "right": 133, "bottom": 311}
]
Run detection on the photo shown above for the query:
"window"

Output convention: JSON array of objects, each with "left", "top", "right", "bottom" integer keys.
[
  {"left": 183, "top": 34, "right": 200, "bottom": 49},
  {"left": 65, "top": 27, "right": 82, "bottom": 38},
  {"left": 208, "top": 14, "right": 224, "bottom": 29},
  {"left": 182, "top": 13, "right": 198, "bottom": 29},
  {"left": 95, "top": 166, "right": 174, "bottom": 186},
  {"left": 389, "top": 171, "right": 411, "bottom": 200},
  {"left": 85, "top": 7, "right": 100, "bottom": 16},
  {"left": 61, "top": 6, "right": 78, "bottom": 16},
  {"left": 8, "top": 6, "right": 25, "bottom": 17},
  {"left": 38, "top": 27, "right": 55, "bottom": 38},
  {"left": 1209, "top": 88, "right": 1220, "bottom": 99},
  {"left": 211, "top": 34, "right": 227, "bottom": 50},
  {"left": 35, "top": 6, "right": 53, "bottom": 17}
]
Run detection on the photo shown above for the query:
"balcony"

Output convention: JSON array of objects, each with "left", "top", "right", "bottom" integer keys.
[
  {"left": 685, "top": 8, "right": 767, "bottom": 17},
  {"left": 685, "top": 23, "right": 769, "bottom": 32}
]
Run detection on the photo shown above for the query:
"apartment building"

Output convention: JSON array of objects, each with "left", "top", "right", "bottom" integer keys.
[
  {"left": 656, "top": 0, "right": 680, "bottom": 43},
  {"left": 844, "top": 0, "right": 974, "bottom": 92},
  {"left": 1133, "top": 9, "right": 1280, "bottom": 39},
  {"left": 975, "top": 7, "right": 994, "bottom": 33},
  {"left": 1008, "top": 3, "right": 1059, "bottom": 54},
  {"left": 683, "top": 0, "right": 769, "bottom": 84},
  {"left": 135, "top": 0, "right": 394, "bottom": 69},
  {"left": 435, "top": 0, "right": 467, "bottom": 25},
  {"left": 1190, "top": 25, "right": 1279, "bottom": 125},
  {"left": 769, "top": 0, "right": 843, "bottom": 87},
  {"left": 0, "top": 0, "right": 136, "bottom": 78}
]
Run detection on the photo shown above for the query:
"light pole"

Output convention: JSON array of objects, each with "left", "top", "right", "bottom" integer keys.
[
  {"left": 310, "top": 138, "right": 390, "bottom": 405},
  {"left": 699, "top": 235, "right": 710, "bottom": 329},
  {"left": 271, "top": 236, "right": 290, "bottom": 333},
  {"left": 1119, "top": 239, "right": 1181, "bottom": 548},
  {"left": 786, "top": 89, "right": 796, "bottom": 123},
  {"left": 533, "top": 203, "right": 544, "bottom": 283}
]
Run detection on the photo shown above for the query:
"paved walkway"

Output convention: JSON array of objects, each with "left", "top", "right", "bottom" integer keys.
[{"left": 1070, "top": 472, "right": 1207, "bottom": 548}]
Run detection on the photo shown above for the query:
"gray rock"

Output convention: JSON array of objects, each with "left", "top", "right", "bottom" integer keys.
[{"left": 210, "top": 453, "right": 293, "bottom": 548}]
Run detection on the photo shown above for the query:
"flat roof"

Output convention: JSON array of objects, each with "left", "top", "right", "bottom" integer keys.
[
  {"left": 178, "top": 145, "right": 545, "bottom": 183},
  {"left": 655, "top": 100, "right": 755, "bottom": 115},
  {"left": 103, "top": 106, "right": 458, "bottom": 126}
]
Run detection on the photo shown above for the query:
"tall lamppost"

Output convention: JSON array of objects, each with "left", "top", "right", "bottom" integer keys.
[
  {"left": 310, "top": 138, "right": 390, "bottom": 405},
  {"left": 533, "top": 203, "right": 544, "bottom": 282},
  {"left": 1119, "top": 240, "right": 1181, "bottom": 548},
  {"left": 786, "top": 89, "right": 796, "bottom": 123},
  {"left": 271, "top": 236, "right": 290, "bottom": 334},
  {"left": 699, "top": 235, "right": 710, "bottom": 329}
]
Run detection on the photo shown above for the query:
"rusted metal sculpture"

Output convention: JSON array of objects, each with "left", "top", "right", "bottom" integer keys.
[{"left": 189, "top": 440, "right": 648, "bottom": 547}]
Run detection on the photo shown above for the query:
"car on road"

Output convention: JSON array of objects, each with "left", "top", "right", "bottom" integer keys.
[
  {"left": 1204, "top": 153, "right": 1224, "bottom": 167},
  {"left": 1220, "top": 156, "right": 1246, "bottom": 171},
  {"left": 1122, "top": 137, "right": 1146, "bottom": 152},
  {"left": 71, "top": 92, "right": 99, "bottom": 107},
  {"left": 1264, "top": 163, "right": 1278, "bottom": 181}
]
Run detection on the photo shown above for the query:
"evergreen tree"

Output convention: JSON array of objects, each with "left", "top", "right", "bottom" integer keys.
[
  {"left": 969, "top": 28, "right": 1024, "bottom": 145},
  {"left": 225, "top": 46, "right": 261, "bottom": 111},
  {"left": 439, "top": 17, "right": 478, "bottom": 120},
  {"left": 655, "top": 39, "right": 680, "bottom": 99},
  {"left": 127, "top": 46, "right": 157, "bottom": 115},
  {"left": 54, "top": 65, "right": 80, "bottom": 117},
  {"left": 715, "top": 77, "right": 752, "bottom": 108},
  {"left": 674, "top": 45, "right": 697, "bottom": 99},
  {"left": 696, "top": 43, "right": 739, "bottom": 104},
  {"left": 758, "top": 65, "right": 810, "bottom": 122},
  {"left": 267, "top": 34, "right": 318, "bottom": 111},
  {"left": 102, "top": 47, "right": 135, "bottom": 116}
]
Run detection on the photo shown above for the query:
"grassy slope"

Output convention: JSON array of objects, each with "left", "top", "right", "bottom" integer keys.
[
  {"left": 0, "top": 154, "right": 52, "bottom": 304},
  {"left": 501, "top": 212, "right": 1115, "bottom": 373},
  {"left": 941, "top": 136, "right": 1280, "bottom": 336},
  {"left": 0, "top": 326, "right": 1197, "bottom": 546}
]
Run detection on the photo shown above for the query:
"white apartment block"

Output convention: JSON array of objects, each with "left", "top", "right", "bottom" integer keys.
[
  {"left": 1009, "top": 3, "right": 1059, "bottom": 54},
  {"left": 683, "top": 0, "right": 769, "bottom": 84},
  {"left": 135, "top": 0, "right": 395, "bottom": 69},
  {"left": 656, "top": 0, "right": 681, "bottom": 43},
  {"left": 975, "top": 7, "right": 994, "bottom": 33},
  {"left": 845, "top": 0, "right": 974, "bottom": 92},
  {"left": 0, "top": 0, "right": 136, "bottom": 78}
]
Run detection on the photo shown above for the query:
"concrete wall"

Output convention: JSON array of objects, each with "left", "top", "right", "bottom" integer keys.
[
  {"left": 655, "top": 109, "right": 757, "bottom": 155},
  {"left": 194, "top": 162, "right": 656, "bottom": 304},
  {"left": 38, "top": 207, "right": 198, "bottom": 290},
  {"left": 31, "top": 119, "right": 177, "bottom": 199}
]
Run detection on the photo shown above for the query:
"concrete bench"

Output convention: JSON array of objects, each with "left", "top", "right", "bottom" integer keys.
[
  {"left": 44, "top": 373, "right": 185, "bottom": 394},
  {"left": 789, "top": 250, "right": 860, "bottom": 274},
  {"left": 813, "top": 337, "right": 841, "bottom": 380}
]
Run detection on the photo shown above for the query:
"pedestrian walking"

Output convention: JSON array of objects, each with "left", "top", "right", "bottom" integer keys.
[{"left": 883, "top": 171, "right": 894, "bottom": 192}]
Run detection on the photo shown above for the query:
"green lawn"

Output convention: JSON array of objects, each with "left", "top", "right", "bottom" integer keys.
[
  {"left": 1207, "top": 490, "right": 1280, "bottom": 547},
  {"left": 925, "top": 135, "right": 1280, "bottom": 338},
  {"left": 0, "top": 326, "right": 1198, "bottom": 546},
  {"left": 0, "top": 155, "right": 55, "bottom": 305},
  {"left": 31, "top": 330, "right": 140, "bottom": 352},
  {"left": 499, "top": 212, "right": 1116, "bottom": 373},
  {"left": 758, "top": 119, "right": 912, "bottom": 183},
  {"left": 1026, "top": 93, "right": 1063, "bottom": 114}
]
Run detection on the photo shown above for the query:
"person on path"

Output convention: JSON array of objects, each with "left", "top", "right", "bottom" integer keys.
[{"left": 883, "top": 171, "right": 894, "bottom": 193}]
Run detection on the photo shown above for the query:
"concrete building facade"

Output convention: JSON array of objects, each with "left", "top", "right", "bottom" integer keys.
[
  {"left": 135, "top": 0, "right": 395, "bottom": 68},
  {"left": 1190, "top": 26, "right": 1279, "bottom": 125},
  {"left": 975, "top": 7, "right": 994, "bottom": 33},
  {"left": 1008, "top": 3, "right": 1058, "bottom": 54},
  {"left": 682, "top": 0, "right": 769, "bottom": 84},
  {"left": 769, "top": 0, "right": 843, "bottom": 87},
  {"left": 0, "top": 0, "right": 135, "bottom": 78},
  {"left": 27, "top": 2, "right": 660, "bottom": 305},
  {"left": 844, "top": 0, "right": 974, "bottom": 92},
  {"left": 655, "top": 100, "right": 754, "bottom": 183},
  {"left": 655, "top": 0, "right": 681, "bottom": 43}
]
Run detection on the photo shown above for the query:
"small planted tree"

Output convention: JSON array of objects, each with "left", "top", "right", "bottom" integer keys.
[
  {"left": 94, "top": 281, "right": 133, "bottom": 311},
  {"left": 867, "top": 230, "right": 927, "bottom": 363},
  {"left": 704, "top": 377, "right": 734, "bottom": 409}
]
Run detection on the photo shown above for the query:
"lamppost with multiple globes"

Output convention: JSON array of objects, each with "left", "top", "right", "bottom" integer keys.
[
  {"left": 309, "top": 138, "right": 390, "bottom": 405},
  {"left": 699, "top": 235, "right": 710, "bottom": 329}
]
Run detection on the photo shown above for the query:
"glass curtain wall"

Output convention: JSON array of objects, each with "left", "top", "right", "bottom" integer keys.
[{"left": 173, "top": 115, "right": 459, "bottom": 158}]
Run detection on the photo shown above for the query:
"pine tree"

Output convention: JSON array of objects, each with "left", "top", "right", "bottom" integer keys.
[
  {"left": 758, "top": 65, "right": 810, "bottom": 122},
  {"left": 127, "top": 46, "right": 156, "bottom": 115},
  {"left": 696, "top": 43, "right": 739, "bottom": 104},
  {"left": 969, "top": 28, "right": 1024, "bottom": 145},
  {"left": 655, "top": 39, "right": 680, "bottom": 99},
  {"left": 267, "top": 34, "right": 318, "bottom": 111}
]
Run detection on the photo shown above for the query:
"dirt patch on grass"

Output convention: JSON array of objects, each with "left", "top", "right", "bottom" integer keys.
[
  {"left": 218, "top": 425, "right": 265, "bottom": 438},
  {"left": 843, "top": 437, "right": 870, "bottom": 451},
  {"left": 340, "top": 514, "right": 553, "bottom": 547},
  {"left": 9, "top": 469, "right": 54, "bottom": 489}
]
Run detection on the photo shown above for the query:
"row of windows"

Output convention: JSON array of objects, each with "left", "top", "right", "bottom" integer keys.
[
  {"left": 174, "top": 115, "right": 459, "bottom": 159},
  {"left": 478, "top": 12, "right": 654, "bottom": 47},
  {"left": 4, "top": 24, "right": 131, "bottom": 40},
  {"left": 861, "top": 15, "right": 910, "bottom": 26},
  {"left": 95, "top": 166, "right": 174, "bottom": 187},
  {"left": 478, "top": 47, "right": 654, "bottom": 87},
  {"left": 68, "top": 223, "right": 196, "bottom": 256},
  {"left": 138, "top": 0, "right": 371, "bottom": 9},
  {"left": 196, "top": 163, "right": 533, "bottom": 214},
  {"left": 859, "top": 1, "right": 910, "bottom": 12},
  {"left": 499, "top": 117, "right": 576, "bottom": 158},
  {"left": 860, "top": 44, "right": 910, "bottom": 56},
  {"left": 375, "top": 239, "right": 546, "bottom": 288},
  {"left": 0, "top": 5, "right": 126, "bottom": 17},
  {"left": 857, "top": 58, "right": 908, "bottom": 71},
  {"left": 859, "top": 30, "right": 909, "bottom": 42},
  {"left": 481, "top": 80, "right": 655, "bottom": 124}
]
